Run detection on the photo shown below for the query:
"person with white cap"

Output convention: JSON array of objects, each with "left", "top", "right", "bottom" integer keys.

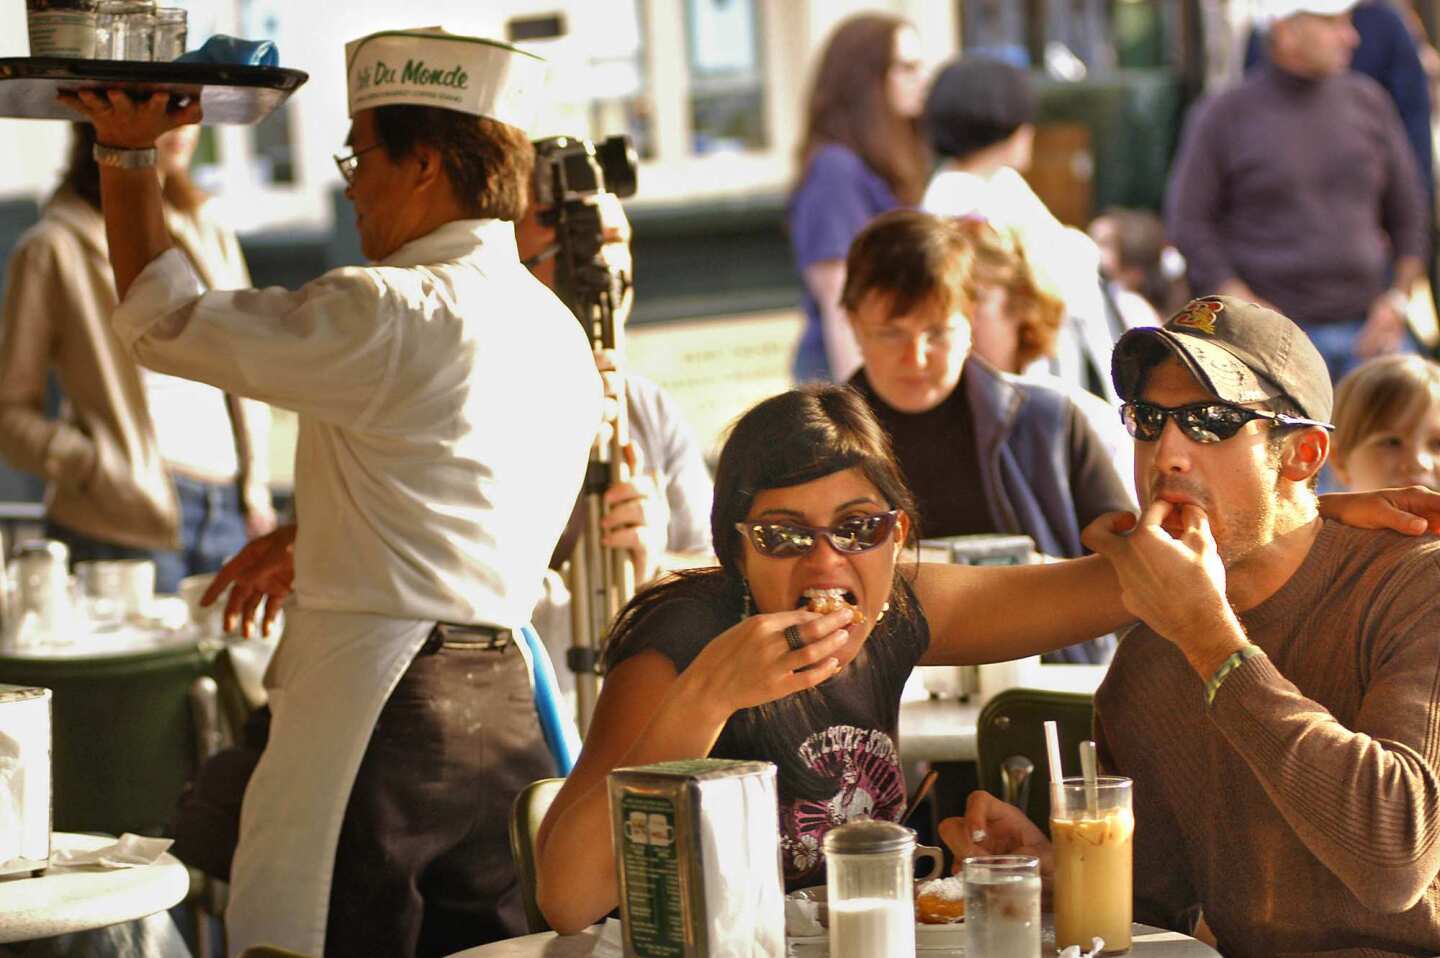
[
  {"left": 1166, "top": 0, "right": 1429, "bottom": 381},
  {"left": 61, "top": 26, "right": 601, "bottom": 956}
]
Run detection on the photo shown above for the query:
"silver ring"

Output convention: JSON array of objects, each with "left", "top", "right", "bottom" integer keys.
[{"left": 783, "top": 625, "right": 805, "bottom": 651}]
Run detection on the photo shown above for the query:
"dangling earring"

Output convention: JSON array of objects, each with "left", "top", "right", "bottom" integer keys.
[
  {"left": 741, "top": 579, "right": 755, "bottom": 618},
  {"left": 875, "top": 600, "right": 891, "bottom": 623}
]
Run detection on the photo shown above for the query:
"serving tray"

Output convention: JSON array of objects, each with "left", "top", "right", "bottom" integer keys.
[{"left": 0, "top": 57, "right": 308, "bottom": 125}]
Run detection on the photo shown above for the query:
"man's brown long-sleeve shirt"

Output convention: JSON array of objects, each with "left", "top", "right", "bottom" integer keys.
[{"left": 1096, "top": 521, "right": 1440, "bottom": 958}]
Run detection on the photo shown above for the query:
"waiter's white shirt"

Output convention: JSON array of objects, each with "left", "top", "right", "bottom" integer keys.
[{"left": 113, "top": 218, "right": 602, "bottom": 955}]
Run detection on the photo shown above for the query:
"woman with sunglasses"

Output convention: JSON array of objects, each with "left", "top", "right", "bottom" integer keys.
[{"left": 535, "top": 384, "right": 1135, "bottom": 933}]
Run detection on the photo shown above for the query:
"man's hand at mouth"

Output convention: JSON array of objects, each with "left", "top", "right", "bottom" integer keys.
[{"left": 1084, "top": 502, "right": 1247, "bottom": 678}]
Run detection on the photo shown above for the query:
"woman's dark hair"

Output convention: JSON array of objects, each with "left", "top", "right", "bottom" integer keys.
[
  {"left": 794, "top": 14, "right": 929, "bottom": 205},
  {"left": 373, "top": 105, "right": 532, "bottom": 221},
  {"left": 601, "top": 385, "right": 922, "bottom": 798},
  {"left": 64, "top": 122, "right": 205, "bottom": 213},
  {"left": 840, "top": 209, "right": 977, "bottom": 320},
  {"left": 923, "top": 57, "right": 1035, "bottom": 161}
]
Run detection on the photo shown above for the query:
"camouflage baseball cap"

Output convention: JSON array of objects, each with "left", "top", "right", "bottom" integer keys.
[{"left": 1111, "top": 295, "right": 1334, "bottom": 423}]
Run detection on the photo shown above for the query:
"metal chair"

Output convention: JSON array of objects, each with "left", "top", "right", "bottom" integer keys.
[
  {"left": 975, "top": 688, "right": 1095, "bottom": 836},
  {"left": 186, "top": 646, "right": 266, "bottom": 958},
  {"left": 507, "top": 777, "right": 566, "bottom": 934}
]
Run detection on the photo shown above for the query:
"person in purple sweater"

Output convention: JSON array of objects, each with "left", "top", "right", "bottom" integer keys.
[
  {"left": 787, "top": 13, "right": 931, "bottom": 383},
  {"left": 1166, "top": 0, "right": 1428, "bottom": 381}
]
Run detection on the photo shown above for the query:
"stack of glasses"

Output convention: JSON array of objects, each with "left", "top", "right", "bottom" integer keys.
[{"left": 26, "top": 0, "right": 188, "bottom": 61}]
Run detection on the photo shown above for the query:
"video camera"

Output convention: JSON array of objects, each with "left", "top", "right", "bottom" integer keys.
[{"left": 531, "top": 134, "right": 638, "bottom": 328}]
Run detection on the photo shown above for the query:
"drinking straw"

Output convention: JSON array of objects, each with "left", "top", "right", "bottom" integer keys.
[
  {"left": 1044, "top": 720, "right": 1064, "bottom": 813},
  {"left": 1079, "top": 739, "right": 1100, "bottom": 819}
]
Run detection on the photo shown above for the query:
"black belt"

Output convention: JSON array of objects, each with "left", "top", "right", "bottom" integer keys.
[{"left": 422, "top": 622, "right": 515, "bottom": 653}]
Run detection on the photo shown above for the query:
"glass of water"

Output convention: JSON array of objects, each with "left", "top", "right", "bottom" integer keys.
[
  {"left": 964, "top": 855, "right": 1041, "bottom": 958},
  {"left": 95, "top": 0, "right": 156, "bottom": 60},
  {"left": 152, "top": 6, "right": 186, "bottom": 60}
]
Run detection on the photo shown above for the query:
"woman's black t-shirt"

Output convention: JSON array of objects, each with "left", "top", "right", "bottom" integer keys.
[{"left": 612, "top": 578, "right": 931, "bottom": 888}]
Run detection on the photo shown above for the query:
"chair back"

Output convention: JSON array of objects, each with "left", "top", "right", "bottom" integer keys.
[
  {"left": 975, "top": 688, "right": 1095, "bottom": 836},
  {"left": 509, "top": 777, "right": 565, "bottom": 934}
]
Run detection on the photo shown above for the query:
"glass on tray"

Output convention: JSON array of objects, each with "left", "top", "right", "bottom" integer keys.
[
  {"left": 26, "top": 0, "right": 102, "bottom": 58},
  {"left": 94, "top": 0, "right": 157, "bottom": 61}
]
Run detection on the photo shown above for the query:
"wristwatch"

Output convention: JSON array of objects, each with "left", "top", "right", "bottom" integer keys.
[{"left": 92, "top": 143, "right": 158, "bottom": 169}]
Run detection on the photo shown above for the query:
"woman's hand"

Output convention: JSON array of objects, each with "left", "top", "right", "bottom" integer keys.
[
  {"left": 203, "top": 523, "right": 297, "bottom": 638},
  {"left": 681, "top": 606, "right": 852, "bottom": 719},
  {"left": 58, "top": 88, "right": 201, "bottom": 149},
  {"left": 1318, "top": 485, "right": 1440, "bottom": 535}
]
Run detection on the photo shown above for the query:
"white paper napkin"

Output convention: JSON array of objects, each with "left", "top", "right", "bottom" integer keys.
[
  {"left": 589, "top": 918, "right": 624, "bottom": 958},
  {"left": 51, "top": 833, "right": 173, "bottom": 869}
]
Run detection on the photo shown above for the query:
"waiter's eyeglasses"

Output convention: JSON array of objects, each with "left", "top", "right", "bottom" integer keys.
[
  {"left": 1121, "top": 400, "right": 1330, "bottom": 444},
  {"left": 736, "top": 510, "right": 900, "bottom": 558},
  {"left": 333, "top": 143, "right": 384, "bottom": 185}
]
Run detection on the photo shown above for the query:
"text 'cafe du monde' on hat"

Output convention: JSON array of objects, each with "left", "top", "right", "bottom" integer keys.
[
  {"left": 1111, "top": 295, "right": 1335, "bottom": 426},
  {"left": 344, "top": 26, "right": 548, "bottom": 134}
]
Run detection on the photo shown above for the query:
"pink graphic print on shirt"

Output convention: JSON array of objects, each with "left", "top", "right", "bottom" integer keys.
[{"left": 780, "top": 725, "right": 906, "bottom": 880}]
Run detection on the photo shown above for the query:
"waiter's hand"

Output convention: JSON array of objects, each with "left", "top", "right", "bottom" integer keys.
[
  {"left": 203, "top": 523, "right": 297, "bottom": 638},
  {"left": 58, "top": 88, "right": 201, "bottom": 148},
  {"left": 602, "top": 442, "right": 669, "bottom": 584}
]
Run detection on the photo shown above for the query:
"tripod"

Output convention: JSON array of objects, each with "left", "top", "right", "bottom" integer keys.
[{"left": 550, "top": 194, "right": 635, "bottom": 735}]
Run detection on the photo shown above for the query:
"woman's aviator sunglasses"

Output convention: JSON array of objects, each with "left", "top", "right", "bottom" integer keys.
[
  {"left": 1121, "top": 399, "right": 1332, "bottom": 444},
  {"left": 736, "top": 510, "right": 900, "bottom": 558}
]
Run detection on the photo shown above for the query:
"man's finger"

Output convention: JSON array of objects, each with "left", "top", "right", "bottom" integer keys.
[{"left": 1177, "top": 503, "right": 1216, "bottom": 552}]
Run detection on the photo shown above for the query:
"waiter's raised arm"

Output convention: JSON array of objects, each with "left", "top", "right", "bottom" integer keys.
[{"left": 59, "top": 89, "right": 200, "bottom": 296}]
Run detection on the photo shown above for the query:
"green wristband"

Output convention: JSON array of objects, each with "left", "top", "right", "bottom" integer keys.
[{"left": 1205, "top": 643, "right": 1264, "bottom": 707}]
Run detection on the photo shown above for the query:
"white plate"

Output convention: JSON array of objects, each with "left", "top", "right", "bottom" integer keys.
[{"left": 916, "top": 920, "right": 966, "bottom": 951}]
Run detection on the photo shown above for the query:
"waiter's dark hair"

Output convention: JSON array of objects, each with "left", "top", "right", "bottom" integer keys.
[
  {"left": 600, "top": 385, "right": 922, "bottom": 800},
  {"left": 373, "top": 105, "right": 531, "bottom": 221}
]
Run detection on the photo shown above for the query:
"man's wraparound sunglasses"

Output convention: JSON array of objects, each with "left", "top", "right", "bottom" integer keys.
[
  {"left": 736, "top": 510, "right": 900, "bottom": 558},
  {"left": 1120, "top": 400, "right": 1332, "bottom": 444}
]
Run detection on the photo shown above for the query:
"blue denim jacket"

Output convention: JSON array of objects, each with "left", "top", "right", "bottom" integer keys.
[{"left": 965, "top": 357, "right": 1120, "bottom": 664}]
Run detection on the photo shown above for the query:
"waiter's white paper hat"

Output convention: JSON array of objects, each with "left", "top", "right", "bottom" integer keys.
[
  {"left": 345, "top": 27, "right": 548, "bottom": 133},
  {"left": 1255, "top": 0, "right": 1357, "bottom": 24}
]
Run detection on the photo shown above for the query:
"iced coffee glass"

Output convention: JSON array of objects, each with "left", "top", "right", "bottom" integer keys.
[{"left": 1051, "top": 775, "right": 1134, "bottom": 954}]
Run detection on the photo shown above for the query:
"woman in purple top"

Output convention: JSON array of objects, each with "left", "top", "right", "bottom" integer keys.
[{"left": 788, "top": 14, "right": 931, "bottom": 383}]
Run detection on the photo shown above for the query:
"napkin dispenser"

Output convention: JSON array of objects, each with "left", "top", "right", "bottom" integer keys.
[
  {"left": 916, "top": 534, "right": 1036, "bottom": 700},
  {"left": 0, "top": 684, "right": 52, "bottom": 878}
]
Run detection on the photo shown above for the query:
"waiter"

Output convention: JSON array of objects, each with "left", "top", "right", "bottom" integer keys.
[{"left": 63, "top": 27, "right": 601, "bottom": 956}]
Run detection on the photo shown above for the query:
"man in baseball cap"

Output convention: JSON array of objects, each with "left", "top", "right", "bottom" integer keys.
[{"left": 948, "top": 295, "right": 1440, "bottom": 953}]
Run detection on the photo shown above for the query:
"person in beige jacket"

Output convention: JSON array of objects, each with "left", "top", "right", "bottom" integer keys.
[{"left": 0, "top": 123, "right": 273, "bottom": 592}]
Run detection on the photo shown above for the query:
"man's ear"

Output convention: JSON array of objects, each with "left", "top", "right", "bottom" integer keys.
[
  {"left": 410, "top": 143, "right": 445, "bottom": 192},
  {"left": 1279, "top": 427, "right": 1330, "bottom": 483}
]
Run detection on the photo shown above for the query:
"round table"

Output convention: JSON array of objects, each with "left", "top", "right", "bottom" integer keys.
[
  {"left": 450, "top": 921, "right": 1221, "bottom": 956},
  {"left": 0, "top": 832, "right": 191, "bottom": 942}
]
